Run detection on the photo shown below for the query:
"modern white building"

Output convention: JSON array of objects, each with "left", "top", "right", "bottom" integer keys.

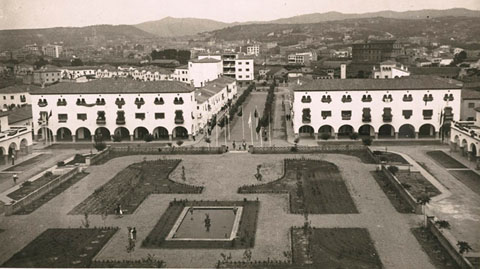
[
  {"left": 195, "top": 77, "right": 237, "bottom": 131},
  {"left": 172, "top": 65, "right": 189, "bottom": 83},
  {"left": 188, "top": 58, "right": 223, "bottom": 88},
  {"left": 293, "top": 77, "right": 462, "bottom": 140},
  {"left": 222, "top": 53, "right": 254, "bottom": 86},
  {"left": 42, "top": 44, "right": 63, "bottom": 58},
  {"left": 372, "top": 61, "right": 410, "bottom": 79},
  {"left": 0, "top": 85, "right": 33, "bottom": 110},
  {"left": 450, "top": 108, "right": 480, "bottom": 165},
  {"left": 288, "top": 52, "right": 316, "bottom": 65},
  {"left": 31, "top": 79, "right": 196, "bottom": 142}
]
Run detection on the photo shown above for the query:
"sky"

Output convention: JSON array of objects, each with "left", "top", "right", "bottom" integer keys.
[{"left": 0, "top": 0, "right": 479, "bottom": 30}]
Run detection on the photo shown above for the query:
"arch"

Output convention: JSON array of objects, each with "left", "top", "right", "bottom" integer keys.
[
  {"left": 338, "top": 125, "right": 354, "bottom": 139},
  {"left": 358, "top": 124, "right": 375, "bottom": 137},
  {"left": 298, "top": 125, "right": 314, "bottom": 138},
  {"left": 378, "top": 124, "right": 395, "bottom": 138},
  {"left": 419, "top": 124, "right": 435, "bottom": 138},
  {"left": 37, "top": 128, "right": 53, "bottom": 141},
  {"left": 318, "top": 125, "right": 334, "bottom": 138},
  {"left": 398, "top": 124, "right": 415, "bottom": 139},
  {"left": 0, "top": 146, "right": 5, "bottom": 165},
  {"left": 95, "top": 127, "right": 111, "bottom": 141},
  {"left": 461, "top": 139, "right": 468, "bottom": 150},
  {"left": 76, "top": 127, "right": 92, "bottom": 141},
  {"left": 453, "top": 135, "right": 460, "bottom": 145},
  {"left": 172, "top": 126, "right": 189, "bottom": 139},
  {"left": 56, "top": 127, "right": 73, "bottom": 142},
  {"left": 470, "top": 143, "right": 477, "bottom": 158},
  {"left": 19, "top": 138, "right": 29, "bottom": 155},
  {"left": 114, "top": 127, "right": 130, "bottom": 141},
  {"left": 153, "top": 127, "right": 169, "bottom": 140},
  {"left": 133, "top": 127, "right": 149, "bottom": 141}
]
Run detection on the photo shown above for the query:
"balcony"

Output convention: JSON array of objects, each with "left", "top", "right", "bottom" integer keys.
[
  {"left": 175, "top": 117, "right": 184, "bottom": 124},
  {"left": 57, "top": 100, "right": 67, "bottom": 106},
  {"left": 301, "top": 96, "right": 312, "bottom": 103},
  {"left": 96, "top": 118, "right": 106, "bottom": 125},
  {"left": 38, "top": 100, "right": 48, "bottom": 107},
  {"left": 116, "top": 118, "right": 125, "bottom": 125}
]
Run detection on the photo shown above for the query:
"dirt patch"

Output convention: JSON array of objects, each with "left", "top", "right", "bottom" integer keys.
[{"left": 395, "top": 171, "right": 441, "bottom": 200}]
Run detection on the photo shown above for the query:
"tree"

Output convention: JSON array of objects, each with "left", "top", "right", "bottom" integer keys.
[
  {"left": 435, "top": 220, "right": 451, "bottom": 229},
  {"left": 34, "top": 58, "right": 48, "bottom": 69},
  {"left": 176, "top": 140, "right": 184, "bottom": 147},
  {"left": 453, "top": 50, "right": 467, "bottom": 65},
  {"left": 417, "top": 193, "right": 431, "bottom": 227},
  {"left": 457, "top": 241, "right": 473, "bottom": 255},
  {"left": 388, "top": 165, "right": 399, "bottom": 175},
  {"left": 144, "top": 134, "right": 154, "bottom": 142},
  {"left": 71, "top": 58, "right": 84, "bottom": 66}
]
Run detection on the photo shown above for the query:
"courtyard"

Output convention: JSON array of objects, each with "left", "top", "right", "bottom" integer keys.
[{"left": 0, "top": 151, "right": 443, "bottom": 268}]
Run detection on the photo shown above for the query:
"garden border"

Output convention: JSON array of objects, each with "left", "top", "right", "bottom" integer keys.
[{"left": 380, "top": 165, "right": 422, "bottom": 214}]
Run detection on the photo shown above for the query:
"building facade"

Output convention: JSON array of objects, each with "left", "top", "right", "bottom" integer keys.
[
  {"left": 372, "top": 61, "right": 410, "bottom": 79},
  {"left": 42, "top": 44, "right": 63, "bottom": 58},
  {"left": 188, "top": 58, "right": 223, "bottom": 88},
  {"left": 222, "top": 53, "right": 254, "bottom": 86},
  {"left": 246, "top": 44, "right": 260, "bottom": 56},
  {"left": 0, "top": 110, "right": 32, "bottom": 165},
  {"left": 352, "top": 40, "right": 404, "bottom": 64},
  {"left": 450, "top": 109, "right": 480, "bottom": 166},
  {"left": 33, "top": 69, "right": 61, "bottom": 85},
  {"left": 31, "top": 79, "right": 196, "bottom": 142},
  {"left": 293, "top": 77, "right": 461, "bottom": 140},
  {"left": 0, "top": 85, "right": 33, "bottom": 110}
]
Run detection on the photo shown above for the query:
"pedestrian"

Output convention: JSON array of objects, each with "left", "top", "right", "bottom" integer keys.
[
  {"left": 232, "top": 141, "right": 236, "bottom": 150},
  {"left": 11, "top": 154, "right": 15, "bottom": 165},
  {"left": 132, "top": 227, "right": 137, "bottom": 241},
  {"left": 13, "top": 174, "right": 18, "bottom": 185},
  {"left": 192, "top": 134, "right": 196, "bottom": 141}
]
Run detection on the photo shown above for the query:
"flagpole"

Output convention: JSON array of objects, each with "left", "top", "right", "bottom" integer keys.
[
  {"left": 260, "top": 127, "right": 263, "bottom": 147},
  {"left": 269, "top": 113, "right": 272, "bottom": 147},
  {"left": 215, "top": 124, "right": 218, "bottom": 147},
  {"left": 227, "top": 114, "right": 231, "bottom": 141},
  {"left": 249, "top": 113, "right": 254, "bottom": 146}
]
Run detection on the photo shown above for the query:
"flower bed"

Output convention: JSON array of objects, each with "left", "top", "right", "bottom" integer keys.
[
  {"left": 370, "top": 171, "right": 415, "bottom": 213},
  {"left": 239, "top": 159, "right": 358, "bottom": 214}
]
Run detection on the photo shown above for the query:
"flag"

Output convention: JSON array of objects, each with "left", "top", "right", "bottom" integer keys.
[{"left": 248, "top": 112, "right": 252, "bottom": 129}]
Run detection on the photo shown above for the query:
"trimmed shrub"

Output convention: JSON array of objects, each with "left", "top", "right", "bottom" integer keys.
[
  {"left": 94, "top": 141, "right": 107, "bottom": 151},
  {"left": 44, "top": 171, "right": 53, "bottom": 177},
  {"left": 144, "top": 134, "right": 154, "bottom": 142},
  {"left": 320, "top": 133, "right": 330, "bottom": 140},
  {"left": 112, "top": 134, "right": 122, "bottom": 142},
  {"left": 349, "top": 132, "right": 359, "bottom": 140},
  {"left": 362, "top": 137, "right": 372, "bottom": 146},
  {"left": 176, "top": 140, "right": 184, "bottom": 147},
  {"left": 388, "top": 165, "right": 399, "bottom": 175},
  {"left": 57, "top": 161, "right": 65, "bottom": 167}
]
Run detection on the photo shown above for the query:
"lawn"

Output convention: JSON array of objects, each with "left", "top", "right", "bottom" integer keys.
[
  {"left": 239, "top": 159, "right": 358, "bottom": 214},
  {"left": 14, "top": 172, "right": 90, "bottom": 215},
  {"left": 370, "top": 171, "right": 415, "bottom": 213},
  {"left": 449, "top": 170, "right": 480, "bottom": 196},
  {"left": 394, "top": 171, "right": 441, "bottom": 200},
  {"left": 411, "top": 227, "right": 459, "bottom": 269},
  {"left": 1, "top": 228, "right": 118, "bottom": 268},
  {"left": 7, "top": 172, "right": 60, "bottom": 201},
  {"left": 142, "top": 200, "right": 259, "bottom": 249},
  {"left": 372, "top": 151, "right": 409, "bottom": 164},
  {"left": 426, "top": 151, "right": 467, "bottom": 169},
  {"left": 70, "top": 159, "right": 203, "bottom": 215},
  {"left": 292, "top": 227, "right": 382, "bottom": 269},
  {"left": 5, "top": 154, "right": 53, "bottom": 172}
]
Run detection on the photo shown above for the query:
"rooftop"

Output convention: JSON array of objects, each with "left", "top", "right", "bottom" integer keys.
[
  {"left": 195, "top": 77, "right": 235, "bottom": 103},
  {"left": 294, "top": 77, "right": 463, "bottom": 92},
  {"left": 61, "top": 66, "right": 99, "bottom": 70},
  {"left": 5, "top": 105, "right": 32, "bottom": 124},
  {"left": 410, "top": 67, "right": 461, "bottom": 76},
  {"left": 0, "top": 85, "right": 39, "bottom": 94},
  {"left": 31, "top": 79, "right": 194, "bottom": 95},
  {"left": 190, "top": 58, "right": 221, "bottom": 64},
  {"left": 462, "top": 88, "right": 480, "bottom": 100}
]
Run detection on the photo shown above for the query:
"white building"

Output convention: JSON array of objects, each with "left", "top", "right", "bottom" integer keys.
[
  {"left": 33, "top": 68, "right": 61, "bottom": 85},
  {"left": 0, "top": 85, "right": 33, "bottom": 110},
  {"left": 451, "top": 108, "right": 480, "bottom": 166},
  {"left": 246, "top": 44, "right": 260, "bottom": 56},
  {"left": 293, "top": 77, "right": 461, "bottom": 140},
  {"left": 42, "top": 44, "right": 63, "bottom": 58},
  {"left": 31, "top": 79, "right": 196, "bottom": 142},
  {"left": 222, "top": 53, "right": 254, "bottom": 86},
  {"left": 0, "top": 109, "right": 33, "bottom": 165},
  {"left": 173, "top": 65, "right": 189, "bottom": 83},
  {"left": 131, "top": 67, "right": 173, "bottom": 82},
  {"left": 188, "top": 58, "right": 223, "bottom": 88},
  {"left": 372, "top": 61, "right": 410, "bottom": 79},
  {"left": 60, "top": 66, "right": 98, "bottom": 80},
  {"left": 288, "top": 52, "right": 316, "bottom": 65},
  {"left": 195, "top": 77, "right": 236, "bottom": 131}
]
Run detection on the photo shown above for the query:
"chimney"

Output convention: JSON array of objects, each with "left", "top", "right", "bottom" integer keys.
[{"left": 340, "top": 64, "right": 346, "bottom": 79}]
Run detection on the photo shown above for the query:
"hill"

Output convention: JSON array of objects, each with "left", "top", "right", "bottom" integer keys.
[
  {"left": 0, "top": 24, "right": 155, "bottom": 51},
  {"left": 135, "top": 17, "right": 231, "bottom": 37}
]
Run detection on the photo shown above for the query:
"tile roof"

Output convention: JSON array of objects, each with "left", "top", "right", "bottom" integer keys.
[
  {"left": 462, "top": 88, "right": 480, "bottom": 100},
  {"left": 294, "top": 77, "right": 463, "bottom": 92},
  {"left": 61, "top": 66, "right": 99, "bottom": 70},
  {"left": 195, "top": 77, "right": 235, "bottom": 103},
  {"left": 7, "top": 105, "right": 32, "bottom": 124},
  {"left": 30, "top": 79, "right": 194, "bottom": 95},
  {"left": 410, "top": 67, "right": 460, "bottom": 76},
  {"left": 0, "top": 85, "right": 39, "bottom": 94},
  {"left": 190, "top": 58, "right": 221, "bottom": 64}
]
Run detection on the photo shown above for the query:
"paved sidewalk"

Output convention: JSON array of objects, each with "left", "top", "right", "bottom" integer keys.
[{"left": 0, "top": 153, "right": 435, "bottom": 268}]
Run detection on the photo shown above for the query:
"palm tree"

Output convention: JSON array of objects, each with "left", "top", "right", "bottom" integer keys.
[
  {"left": 457, "top": 241, "right": 473, "bottom": 255},
  {"left": 417, "top": 193, "right": 431, "bottom": 227}
]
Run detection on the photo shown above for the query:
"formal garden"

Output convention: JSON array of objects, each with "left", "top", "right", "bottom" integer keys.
[
  {"left": 370, "top": 171, "right": 415, "bottom": 213},
  {"left": 238, "top": 159, "right": 357, "bottom": 214},
  {"left": 70, "top": 159, "right": 203, "bottom": 215}
]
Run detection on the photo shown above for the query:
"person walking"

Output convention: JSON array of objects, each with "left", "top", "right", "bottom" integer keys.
[
  {"left": 132, "top": 227, "right": 137, "bottom": 241},
  {"left": 232, "top": 141, "right": 236, "bottom": 150},
  {"left": 11, "top": 154, "right": 15, "bottom": 165},
  {"left": 13, "top": 174, "right": 18, "bottom": 185}
]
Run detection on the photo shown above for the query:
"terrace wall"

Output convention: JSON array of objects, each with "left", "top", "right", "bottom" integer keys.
[
  {"left": 380, "top": 165, "right": 422, "bottom": 214},
  {"left": 426, "top": 217, "right": 473, "bottom": 269},
  {"left": 5, "top": 167, "right": 79, "bottom": 215},
  {"left": 251, "top": 144, "right": 366, "bottom": 154}
]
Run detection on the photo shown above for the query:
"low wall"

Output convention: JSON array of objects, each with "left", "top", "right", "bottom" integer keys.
[
  {"left": 427, "top": 217, "right": 473, "bottom": 269},
  {"left": 87, "top": 146, "right": 111, "bottom": 165},
  {"left": 251, "top": 144, "right": 366, "bottom": 154},
  {"left": 5, "top": 167, "right": 80, "bottom": 215},
  {"left": 111, "top": 145, "right": 226, "bottom": 155},
  {"left": 366, "top": 147, "right": 380, "bottom": 163},
  {"left": 380, "top": 165, "right": 422, "bottom": 214}
]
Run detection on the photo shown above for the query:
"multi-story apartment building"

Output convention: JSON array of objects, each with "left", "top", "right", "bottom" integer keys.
[
  {"left": 352, "top": 40, "right": 404, "bottom": 64},
  {"left": 173, "top": 66, "right": 189, "bottom": 83},
  {"left": 33, "top": 68, "right": 61, "bottom": 85},
  {"left": 293, "top": 77, "right": 461, "bottom": 139},
  {"left": 188, "top": 58, "right": 223, "bottom": 88},
  {"left": 31, "top": 79, "right": 196, "bottom": 142},
  {"left": 222, "top": 53, "right": 254, "bottom": 86},
  {"left": 0, "top": 85, "right": 33, "bottom": 110},
  {"left": 246, "top": 44, "right": 260, "bottom": 56},
  {"left": 42, "top": 44, "right": 63, "bottom": 58},
  {"left": 372, "top": 61, "right": 410, "bottom": 79}
]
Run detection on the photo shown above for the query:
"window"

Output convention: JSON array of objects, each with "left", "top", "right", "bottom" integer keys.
[
  {"left": 382, "top": 94, "right": 393, "bottom": 102},
  {"left": 238, "top": 69, "right": 242, "bottom": 72},
  {"left": 135, "top": 97, "right": 145, "bottom": 108},
  {"left": 246, "top": 69, "right": 250, "bottom": 71},
  {"left": 10, "top": 96, "right": 14, "bottom": 100},
  {"left": 403, "top": 110, "right": 413, "bottom": 119},
  {"left": 237, "top": 62, "right": 242, "bottom": 65},
  {"left": 321, "top": 95, "right": 332, "bottom": 103},
  {"left": 174, "top": 110, "right": 184, "bottom": 124},
  {"left": 115, "top": 98, "right": 125, "bottom": 108},
  {"left": 2, "top": 96, "right": 5, "bottom": 100},
  {"left": 77, "top": 113, "right": 87, "bottom": 121},
  {"left": 58, "top": 114, "right": 68, "bottom": 122},
  {"left": 362, "top": 95, "right": 372, "bottom": 102},
  {"left": 301, "top": 95, "right": 312, "bottom": 103},
  {"left": 116, "top": 111, "right": 125, "bottom": 124},
  {"left": 423, "top": 109, "right": 433, "bottom": 120},
  {"left": 341, "top": 95, "right": 352, "bottom": 103},
  {"left": 468, "top": 102, "right": 475, "bottom": 108},
  {"left": 403, "top": 94, "right": 413, "bottom": 102},
  {"left": 155, "top": 112, "right": 165, "bottom": 119},
  {"left": 362, "top": 108, "right": 371, "bottom": 122},
  {"left": 444, "top": 93, "right": 454, "bottom": 101},
  {"left": 383, "top": 108, "right": 392, "bottom": 122},
  {"left": 341, "top": 110, "right": 352, "bottom": 120},
  {"left": 97, "top": 111, "right": 106, "bottom": 124},
  {"left": 135, "top": 113, "right": 145, "bottom": 120},
  {"left": 238, "top": 75, "right": 243, "bottom": 79},
  {"left": 57, "top": 98, "right": 67, "bottom": 106},
  {"left": 321, "top": 111, "right": 331, "bottom": 119},
  {"left": 423, "top": 94, "right": 434, "bottom": 103},
  {"left": 246, "top": 62, "right": 250, "bottom": 65},
  {"left": 302, "top": 108, "right": 311, "bottom": 123},
  {"left": 174, "top": 97, "right": 184, "bottom": 105},
  {"left": 154, "top": 97, "right": 164, "bottom": 105}
]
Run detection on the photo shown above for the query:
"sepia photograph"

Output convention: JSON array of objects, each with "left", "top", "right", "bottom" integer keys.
[{"left": 0, "top": 0, "right": 479, "bottom": 268}]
